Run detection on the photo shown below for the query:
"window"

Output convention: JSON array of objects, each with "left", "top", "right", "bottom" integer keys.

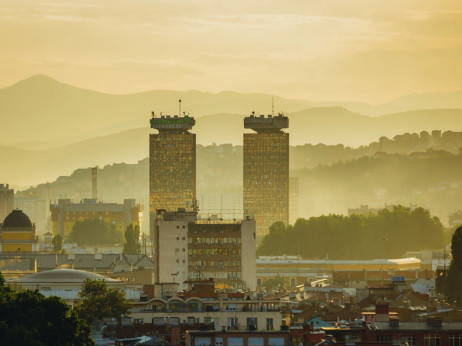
[
  {"left": 266, "top": 318, "right": 274, "bottom": 330},
  {"left": 290, "top": 278, "right": 296, "bottom": 287},
  {"left": 403, "top": 335, "right": 417, "bottom": 346},
  {"left": 248, "top": 337, "right": 264, "bottom": 346},
  {"left": 425, "top": 335, "right": 440, "bottom": 346},
  {"left": 377, "top": 335, "right": 392, "bottom": 342},
  {"left": 247, "top": 317, "right": 257, "bottom": 330},
  {"left": 450, "top": 336, "right": 462, "bottom": 346}
]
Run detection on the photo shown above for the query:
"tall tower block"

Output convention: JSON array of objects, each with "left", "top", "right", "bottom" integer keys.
[
  {"left": 149, "top": 112, "right": 196, "bottom": 243},
  {"left": 243, "top": 113, "right": 289, "bottom": 244}
]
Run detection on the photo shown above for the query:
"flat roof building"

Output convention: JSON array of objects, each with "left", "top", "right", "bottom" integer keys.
[
  {"left": 50, "top": 198, "right": 143, "bottom": 238},
  {"left": 149, "top": 111, "right": 196, "bottom": 245},
  {"left": 244, "top": 113, "right": 289, "bottom": 244},
  {"left": 155, "top": 209, "right": 256, "bottom": 290}
]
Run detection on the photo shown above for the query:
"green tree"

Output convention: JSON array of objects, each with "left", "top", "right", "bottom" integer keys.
[
  {"left": 0, "top": 271, "right": 93, "bottom": 345},
  {"left": 444, "top": 226, "right": 462, "bottom": 307},
  {"left": 257, "top": 206, "right": 444, "bottom": 260},
  {"left": 123, "top": 224, "right": 141, "bottom": 255},
  {"left": 52, "top": 234, "right": 63, "bottom": 252},
  {"left": 69, "top": 219, "right": 123, "bottom": 247},
  {"left": 75, "top": 279, "right": 131, "bottom": 325}
]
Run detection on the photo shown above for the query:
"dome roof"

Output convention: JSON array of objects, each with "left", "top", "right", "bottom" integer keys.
[
  {"left": 16, "top": 268, "right": 121, "bottom": 284},
  {"left": 2, "top": 210, "right": 33, "bottom": 228}
]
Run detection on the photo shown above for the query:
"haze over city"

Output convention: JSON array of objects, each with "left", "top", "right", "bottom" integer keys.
[{"left": 1, "top": 1, "right": 462, "bottom": 345}]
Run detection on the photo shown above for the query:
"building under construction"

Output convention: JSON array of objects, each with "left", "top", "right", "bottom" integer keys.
[{"left": 243, "top": 113, "right": 289, "bottom": 244}]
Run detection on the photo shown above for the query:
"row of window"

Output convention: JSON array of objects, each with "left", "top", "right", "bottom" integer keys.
[
  {"left": 188, "top": 248, "right": 241, "bottom": 256},
  {"left": 189, "top": 260, "right": 241, "bottom": 267},
  {"left": 189, "top": 237, "right": 241, "bottom": 245}
]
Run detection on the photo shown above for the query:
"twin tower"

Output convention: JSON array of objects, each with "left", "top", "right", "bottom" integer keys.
[{"left": 149, "top": 110, "right": 289, "bottom": 245}]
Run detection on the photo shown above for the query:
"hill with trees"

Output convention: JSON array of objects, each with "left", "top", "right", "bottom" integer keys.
[
  {"left": 257, "top": 206, "right": 444, "bottom": 259},
  {"left": 15, "top": 131, "right": 462, "bottom": 233}
]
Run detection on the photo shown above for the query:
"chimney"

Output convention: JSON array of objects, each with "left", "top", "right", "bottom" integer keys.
[
  {"left": 91, "top": 167, "right": 97, "bottom": 200},
  {"left": 375, "top": 303, "right": 390, "bottom": 322}
]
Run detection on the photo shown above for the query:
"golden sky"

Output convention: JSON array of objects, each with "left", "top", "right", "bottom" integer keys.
[{"left": 1, "top": 0, "right": 462, "bottom": 103}]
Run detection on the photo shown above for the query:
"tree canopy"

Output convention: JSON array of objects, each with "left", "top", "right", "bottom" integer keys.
[
  {"left": 0, "top": 271, "right": 93, "bottom": 345},
  {"left": 75, "top": 279, "right": 131, "bottom": 325},
  {"left": 123, "top": 224, "right": 141, "bottom": 255},
  {"left": 52, "top": 233, "right": 63, "bottom": 252},
  {"left": 258, "top": 206, "right": 444, "bottom": 260},
  {"left": 69, "top": 218, "right": 123, "bottom": 247},
  {"left": 444, "top": 226, "right": 462, "bottom": 307}
]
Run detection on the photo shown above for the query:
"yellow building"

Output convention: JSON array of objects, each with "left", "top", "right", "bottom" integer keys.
[
  {"left": 149, "top": 113, "right": 196, "bottom": 242},
  {"left": 0, "top": 210, "right": 38, "bottom": 252},
  {"left": 50, "top": 198, "right": 143, "bottom": 238},
  {"left": 244, "top": 113, "right": 289, "bottom": 243}
]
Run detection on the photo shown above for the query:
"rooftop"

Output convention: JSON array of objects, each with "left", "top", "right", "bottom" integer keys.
[
  {"left": 15, "top": 268, "right": 121, "bottom": 284},
  {"left": 244, "top": 113, "right": 288, "bottom": 133},
  {"left": 150, "top": 114, "right": 195, "bottom": 133}
]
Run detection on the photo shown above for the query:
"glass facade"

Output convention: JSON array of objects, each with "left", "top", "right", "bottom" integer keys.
[
  {"left": 149, "top": 132, "right": 196, "bottom": 214},
  {"left": 188, "top": 223, "right": 243, "bottom": 288},
  {"left": 243, "top": 132, "right": 289, "bottom": 243}
]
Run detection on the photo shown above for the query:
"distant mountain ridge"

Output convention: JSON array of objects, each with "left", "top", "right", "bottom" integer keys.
[
  {"left": 2, "top": 107, "right": 462, "bottom": 186},
  {"left": 2, "top": 75, "right": 462, "bottom": 149}
]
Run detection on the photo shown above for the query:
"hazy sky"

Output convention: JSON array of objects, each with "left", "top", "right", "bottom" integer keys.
[{"left": 1, "top": 0, "right": 462, "bottom": 103}]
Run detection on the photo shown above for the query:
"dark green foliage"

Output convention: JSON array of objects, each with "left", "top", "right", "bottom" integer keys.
[
  {"left": 0, "top": 271, "right": 94, "bottom": 345},
  {"left": 258, "top": 206, "right": 444, "bottom": 260},
  {"left": 444, "top": 226, "right": 462, "bottom": 307},
  {"left": 52, "top": 233, "right": 63, "bottom": 252},
  {"left": 75, "top": 279, "right": 130, "bottom": 325},
  {"left": 123, "top": 224, "right": 141, "bottom": 255},
  {"left": 69, "top": 218, "right": 123, "bottom": 247}
]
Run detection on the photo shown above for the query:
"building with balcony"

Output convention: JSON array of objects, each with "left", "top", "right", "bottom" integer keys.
[
  {"left": 243, "top": 113, "right": 289, "bottom": 244},
  {"left": 131, "top": 279, "right": 283, "bottom": 332},
  {"left": 155, "top": 209, "right": 256, "bottom": 290},
  {"left": 0, "top": 210, "right": 38, "bottom": 252}
]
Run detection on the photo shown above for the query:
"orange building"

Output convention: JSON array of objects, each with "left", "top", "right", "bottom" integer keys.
[{"left": 0, "top": 210, "right": 38, "bottom": 252}]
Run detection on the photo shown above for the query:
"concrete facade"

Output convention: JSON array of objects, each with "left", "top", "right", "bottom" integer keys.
[{"left": 156, "top": 210, "right": 256, "bottom": 291}]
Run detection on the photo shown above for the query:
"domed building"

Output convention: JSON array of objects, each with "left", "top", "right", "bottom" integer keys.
[{"left": 0, "top": 209, "right": 38, "bottom": 252}]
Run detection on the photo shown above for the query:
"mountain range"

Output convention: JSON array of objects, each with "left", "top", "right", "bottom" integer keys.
[{"left": 1, "top": 74, "right": 462, "bottom": 187}]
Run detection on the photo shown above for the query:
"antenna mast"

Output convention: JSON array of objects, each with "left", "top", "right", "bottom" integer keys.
[{"left": 272, "top": 95, "right": 274, "bottom": 117}]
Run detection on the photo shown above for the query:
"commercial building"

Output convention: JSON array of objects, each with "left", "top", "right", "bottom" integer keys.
[
  {"left": 186, "top": 330, "right": 289, "bottom": 346},
  {"left": 243, "top": 113, "right": 289, "bottom": 243},
  {"left": 0, "top": 210, "right": 38, "bottom": 253},
  {"left": 155, "top": 209, "right": 256, "bottom": 290},
  {"left": 0, "top": 184, "right": 14, "bottom": 223},
  {"left": 256, "top": 256, "right": 422, "bottom": 288},
  {"left": 149, "top": 112, "right": 196, "bottom": 242},
  {"left": 131, "top": 279, "right": 284, "bottom": 333},
  {"left": 50, "top": 198, "right": 143, "bottom": 238},
  {"left": 289, "top": 177, "right": 299, "bottom": 225}
]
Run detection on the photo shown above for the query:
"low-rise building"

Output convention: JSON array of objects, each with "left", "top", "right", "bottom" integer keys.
[
  {"left": 50, "top": 198, "right": 143, "bottom": 238},
  {"left": 131, "top": 279, "right": 284, "bottom": 332},
  {"left": 0, "top": 210, "right": 38, "bottom": 253},
  {"left": 186, "top": 329, "right": 290, "bottom": 346}
]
